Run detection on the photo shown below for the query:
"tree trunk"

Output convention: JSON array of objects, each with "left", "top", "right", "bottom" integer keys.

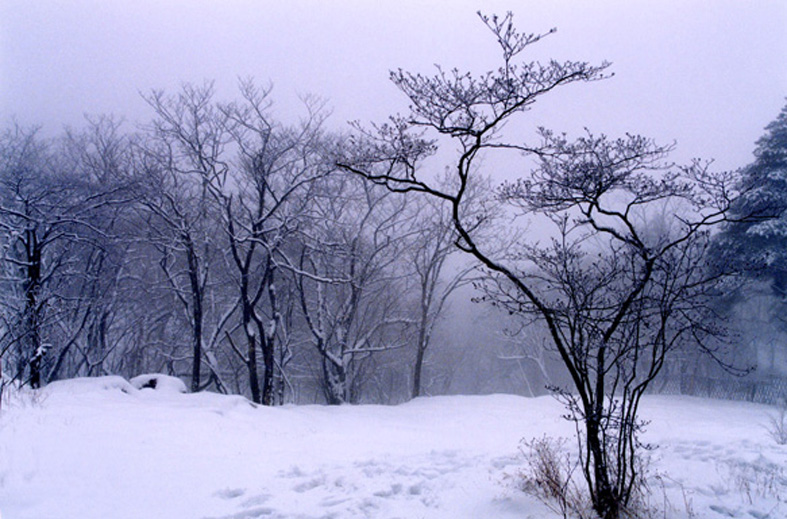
[
  {"left": 261, "top": 331, "right": 275, "bottom": 406},
  {"left": 586, "top": 415, "right": 620, "bottom": 519},
  {"left": 261, "top": 265, "right": 279, "bottom": 406},
  {"left": 241, "top": 293, "right": 261, "bottom": 404},
  {"left": 186, "top": 243, "right": 203, "bottom": 393},
  {"left": 246, "top": 328, "right": 261, "bottom": 404},
  {"left": 25, "top": 229, "right": 43, "bottom": 388},
  {"left": 412, "top": 344, "right": 426, "bottom": 399},
  {"left": 411, "top": 299, "right": 429, "bottom": 399},
  {"left": 322, "top": 358, "right": 348, "bottom": 405}
]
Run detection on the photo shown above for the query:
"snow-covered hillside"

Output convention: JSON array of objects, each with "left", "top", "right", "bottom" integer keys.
[{"left": 0, "top": 377, "right": 784, "bottom": 519}]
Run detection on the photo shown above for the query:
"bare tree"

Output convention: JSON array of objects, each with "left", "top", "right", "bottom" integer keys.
[
  {"left": 491, "top": 133, "right": 741, "bottom": 517},
  {"left": 496, "top": 321, "right": 561, "bottom": 398},
  {"left": 405, "top": 182, "right": 481, "bottom": 398},
  {"left": 0, "top": 120, "right": 133, "bottom": 387},
  {"left": 46, "top": 116, "right": 138, "bottom": 382},
  {"left": 0, "top": 124, "right": 59, "bottom": 388},
  {"left": 296, "top": 172, "right": 415, "bottom": 404},
  {"left": 140, "top": 83, "right": 231, "bottom": 392},
  {"left": 141, "top": 81, "right": 335, "bottom": 405},
  {"left": 338, "top": 12, "right": 743, "bottom": 518},
  {"left": 216, "top": 82, "right": 332, "bottom": 405}
]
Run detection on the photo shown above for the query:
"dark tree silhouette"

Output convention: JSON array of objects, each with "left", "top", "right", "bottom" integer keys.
[{"left": 338, "top": 12, "right": 744, "bottom": 518}]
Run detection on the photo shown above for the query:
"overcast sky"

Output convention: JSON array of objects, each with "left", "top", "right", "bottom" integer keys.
[{"left": 1, "top": 1, "right": 785, "bottom": 170}]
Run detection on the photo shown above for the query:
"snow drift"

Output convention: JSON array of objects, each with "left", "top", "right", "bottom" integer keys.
[{"left": 0, "top": 376, "right": 784, "bottom": 518}]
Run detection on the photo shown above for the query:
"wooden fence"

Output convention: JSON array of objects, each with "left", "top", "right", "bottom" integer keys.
[{"left": 653, "top": 375, "right": 787, "bottom": 406}]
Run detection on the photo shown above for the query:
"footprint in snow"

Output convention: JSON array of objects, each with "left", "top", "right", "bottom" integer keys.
[
  {"left": 293, "top": 476, "right": 325, "bottom": 493},
  {"left": 202, "top": 505, "right": 274, "bottom": 519},
  {"left": 214, "top": 487, "right": 247, "bottom": 500}
]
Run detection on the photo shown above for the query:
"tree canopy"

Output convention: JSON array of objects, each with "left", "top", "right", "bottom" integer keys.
[{"left": 716, "top": 101, "right": 787, "bottom": 296}]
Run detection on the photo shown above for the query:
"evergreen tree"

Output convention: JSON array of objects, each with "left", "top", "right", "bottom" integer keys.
[{"left": 717, "top": 101, "right": 787, "bottom": 296}]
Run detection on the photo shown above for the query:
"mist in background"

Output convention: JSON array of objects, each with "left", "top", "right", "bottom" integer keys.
[{"left": 2, "top": 0, "right": 785, "bottom": 169}]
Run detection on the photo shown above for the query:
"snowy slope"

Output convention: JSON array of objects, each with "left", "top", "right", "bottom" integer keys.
[{"left": 0, "top": 377, "right": 784, "bottom": 519}]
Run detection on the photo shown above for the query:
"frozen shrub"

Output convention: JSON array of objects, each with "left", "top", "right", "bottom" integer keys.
[
  {"left": 517, "top": 436, "right": 590, "bottom": 519},
  {"left": 765, "top": 400, "right": 787, "bottom": 445},
  {"left": 516, "top": 435, "right": 660, "bottom": 519}
]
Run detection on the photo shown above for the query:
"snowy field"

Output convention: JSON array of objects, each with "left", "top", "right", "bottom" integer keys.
[{"left": 0, "top": 376, "right": 784, "bottom": 519}]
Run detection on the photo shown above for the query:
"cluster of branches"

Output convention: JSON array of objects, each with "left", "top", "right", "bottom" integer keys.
[
  {"left": 0, "top": 81, "right": 476, "bottom": 405},
  {"left": 337, "top": 11, "right": 753, "bottom": 519}
]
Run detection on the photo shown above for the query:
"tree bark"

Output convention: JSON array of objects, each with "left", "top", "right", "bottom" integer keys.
[
  {"left": 186, "top": 241, "right": 203, "bottom": 393},
  {"left": 25, "top": 228, "right": 43, "bottom": 389}
]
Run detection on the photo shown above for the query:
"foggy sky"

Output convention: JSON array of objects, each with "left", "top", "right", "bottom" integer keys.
[{"left": 1, "top": 0, "right": 785, "bottom": 170}]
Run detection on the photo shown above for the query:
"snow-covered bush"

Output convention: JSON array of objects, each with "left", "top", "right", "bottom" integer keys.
[
  {"left": 130, "top": 374, "right": 188, "bottom": 394},
  {"left": 45, "top": 376, "right": 136, "bottom": 395}
]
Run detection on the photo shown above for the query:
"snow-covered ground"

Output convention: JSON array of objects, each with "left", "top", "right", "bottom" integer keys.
[{"left": 0, "top": 376, "right": 784, "bottom": 519}]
